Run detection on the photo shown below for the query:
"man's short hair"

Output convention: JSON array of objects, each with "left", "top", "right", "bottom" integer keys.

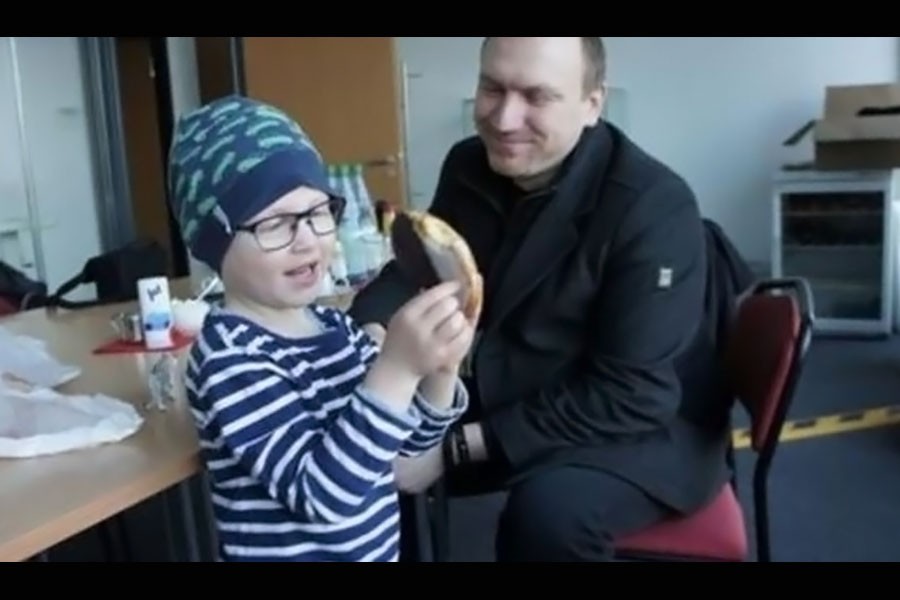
[
  {"left": 580, "top": 37, "right": 606, "bottom": 92},
  {"left": 481, "top": 37, "right": 606, "bottom": 94}
]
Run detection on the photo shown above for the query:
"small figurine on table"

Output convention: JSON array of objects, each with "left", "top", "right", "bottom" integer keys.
[{"left": 146, "top": 352, "right": 178, "bottom": 411}]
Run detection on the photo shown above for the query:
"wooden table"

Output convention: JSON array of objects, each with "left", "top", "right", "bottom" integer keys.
[
  {"left": 0, "top": 301, "right": 202, "bottom": 561},
  {"left": 0, "top": 285, "right": 356, "bottom": 561}
]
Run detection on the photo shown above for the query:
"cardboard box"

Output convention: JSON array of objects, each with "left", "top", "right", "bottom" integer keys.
[{"left": 784, "top": 84, "right": 900, "bottom": 170}]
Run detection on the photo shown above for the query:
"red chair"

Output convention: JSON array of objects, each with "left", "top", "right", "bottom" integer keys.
[{"left": 614, "top": 277, "right": 814, "bottom": 562}]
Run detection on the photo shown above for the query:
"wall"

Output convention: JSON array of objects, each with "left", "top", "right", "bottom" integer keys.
[
  {"left": 397, "top": 36, "right": 899, "bottom": 266},
  {"left": 397, "top": 38, "right": 481, "bottom": 210},
  {"left": 0, "top": 37, "right": 103, "bottom": 298}
]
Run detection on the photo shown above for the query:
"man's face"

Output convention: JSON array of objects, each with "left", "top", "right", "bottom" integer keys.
[{"left": 474, "top": 37, "right": 604, "bottom": 189}]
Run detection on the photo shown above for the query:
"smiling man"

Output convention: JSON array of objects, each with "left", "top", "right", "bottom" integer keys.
[{"left": 350, "top": 37, "right": 733, "bottom": 562}]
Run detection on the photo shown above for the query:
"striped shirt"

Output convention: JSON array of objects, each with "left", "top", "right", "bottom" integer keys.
[{"left": 184, "top": 304, "right": 468, "bottom": 562}]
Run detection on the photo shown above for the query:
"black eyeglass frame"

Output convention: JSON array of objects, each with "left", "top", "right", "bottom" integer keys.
[{"left": 235, "top": 196, "right": 347, "bottom": 252}]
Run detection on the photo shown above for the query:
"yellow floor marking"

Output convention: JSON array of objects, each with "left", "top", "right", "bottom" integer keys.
[{"left": 732, "top": 405, "right": 900, "bottom": 449}]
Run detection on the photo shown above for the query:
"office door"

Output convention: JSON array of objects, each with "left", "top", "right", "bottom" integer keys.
[
  {"left": 116, "top": 37, "right": 175, "bottom": 274},
  {"left": 241, "top": 37, "right": 409, "bottom": 209},
  {"left": 194, "top": 37, "right": 238, "bottom": 103}
]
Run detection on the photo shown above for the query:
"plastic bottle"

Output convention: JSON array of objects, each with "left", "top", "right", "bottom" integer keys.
[
  {"left": 329, "top": 239, "right": 351, "bottom": 294},
  {"left": 351, "top": 164, "right": 385, "bottom": 277},
  {"left": 334, "top": 164, "right": 366, "bottom": 287}
]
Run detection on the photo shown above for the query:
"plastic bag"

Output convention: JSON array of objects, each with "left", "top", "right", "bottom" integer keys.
[
  {"left": 0, "top": 383, "right": 143, "bottom": 458},
  {"left": 0, "top": 327, "right": 81, "bottom": 388}
]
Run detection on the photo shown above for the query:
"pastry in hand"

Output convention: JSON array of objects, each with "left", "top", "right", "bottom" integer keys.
[{"left": 390, "top": 210, "right": 482, "bottom": 321}]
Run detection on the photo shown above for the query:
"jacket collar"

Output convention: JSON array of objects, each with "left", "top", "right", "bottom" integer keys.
[{"left": 457, "top": 123, "right": 616, "bottom": 328}]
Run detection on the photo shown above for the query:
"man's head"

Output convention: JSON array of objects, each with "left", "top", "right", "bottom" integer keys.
[
  {"left": 474, "top": 37, "right": 606, "bottom": 189},
  {"left": 168, "top": 95, "right": 344, "bottom": 310}
]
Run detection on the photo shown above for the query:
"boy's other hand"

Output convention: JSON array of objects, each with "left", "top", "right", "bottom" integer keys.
[{"left": 380, "top": 281, "right": 471, "bottom": 379}]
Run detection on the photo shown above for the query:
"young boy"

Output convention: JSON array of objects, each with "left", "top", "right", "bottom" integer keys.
[{"left": 167, "top": 95, "right": 474, "bottom": 562}]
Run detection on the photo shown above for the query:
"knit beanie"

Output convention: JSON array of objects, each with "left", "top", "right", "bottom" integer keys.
[{"left": 167, "top": 95, "right": 339, "bottom": 273}]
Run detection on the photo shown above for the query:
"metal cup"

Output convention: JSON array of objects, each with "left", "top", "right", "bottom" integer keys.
[{"left": 110, "top": 311, "right": 143, "bottom": 343}]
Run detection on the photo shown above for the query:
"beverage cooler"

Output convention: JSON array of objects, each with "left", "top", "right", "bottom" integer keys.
[{"left": 772, "top": 168, "right": 900, "bottom": 337}]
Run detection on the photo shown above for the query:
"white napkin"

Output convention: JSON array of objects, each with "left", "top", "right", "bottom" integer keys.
[
  {"left": 0, "top": 384, "right": 143, "bottom": 458},
  {"left": 0, "top": 326, "right": 81, "bottom": 387}
]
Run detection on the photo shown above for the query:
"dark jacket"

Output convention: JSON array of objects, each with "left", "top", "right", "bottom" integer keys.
[{"left": 350, "top": 123, "right": 734, "bottom": 513}]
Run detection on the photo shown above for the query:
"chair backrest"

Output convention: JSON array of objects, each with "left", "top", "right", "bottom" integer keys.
[{"left": 725, "top": 278, "right": 814, "bottom": 454}]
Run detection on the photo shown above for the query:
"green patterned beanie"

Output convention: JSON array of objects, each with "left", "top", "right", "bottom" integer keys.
[{"left": 167, "top": 95, "right": 339, "bottom": 272}]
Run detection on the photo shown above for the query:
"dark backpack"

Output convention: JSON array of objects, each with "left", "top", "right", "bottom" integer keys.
[
  {"left": 47, "top": 239, "right": 169, "bottom": 309},
  {"left": 0, "top": 261, "right": 48, "bottom": 312},
  {"left": 677, "top": 218, "right": 756, "bottom": 432},
  {"left": 702, "top": 218, "right": 756, "bottom": 349},
  {"left": 0, "top": 240, "right": 169, "bottom": 313}
]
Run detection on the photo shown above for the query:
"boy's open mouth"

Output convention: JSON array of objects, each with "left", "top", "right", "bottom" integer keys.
[{"left": 285, "top": 262, "right": 319, "bottom": 285}]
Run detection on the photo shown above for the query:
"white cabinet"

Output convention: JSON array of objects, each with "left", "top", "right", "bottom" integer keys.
[{"left": 772, "top": 168, "right": 899, "bottom": 337}]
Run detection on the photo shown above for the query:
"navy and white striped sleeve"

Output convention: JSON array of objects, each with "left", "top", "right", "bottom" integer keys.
[
  {"left": 399, "top": 380, "right": 469, "bottom": 457},
  {"left": 341, "top": 311, "right": 379, "bottom": 368},
  {"left": 338, "top": 310, "right": 468, "bottom": 455},
  {"left": 198, "top": 351, "right": 420, "bottom": 524}
]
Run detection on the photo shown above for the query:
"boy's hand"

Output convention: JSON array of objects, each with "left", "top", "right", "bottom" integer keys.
[
  {"left": 379, "top": 281, "right": 473, "bottom": 379},
  {"left": 419, "top": 369, "right": 458, "bottom": 411},
  {"left": 437, "top": 274, "right": 481, "bottom": 374}
]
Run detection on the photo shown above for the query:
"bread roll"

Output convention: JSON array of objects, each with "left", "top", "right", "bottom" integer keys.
[{"left": 390, "top": 210, "right": 482, "bottom": 320}]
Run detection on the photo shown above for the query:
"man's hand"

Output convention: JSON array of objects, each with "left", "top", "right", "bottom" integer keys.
[
  {"left": 393, "top": 444, "right": 444, "bottom": 495},
  {"left": 393, "top": 424, "right": 490, "bottom": 494}
]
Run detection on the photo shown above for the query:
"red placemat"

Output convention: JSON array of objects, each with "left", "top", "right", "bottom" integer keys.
[{"left": 93, "top": 330, "right": 195, "bottom": 355}]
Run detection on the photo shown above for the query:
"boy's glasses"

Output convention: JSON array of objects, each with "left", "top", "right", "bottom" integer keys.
[{"left": 236, "top": 197, "right": 346, "bottom": 252}]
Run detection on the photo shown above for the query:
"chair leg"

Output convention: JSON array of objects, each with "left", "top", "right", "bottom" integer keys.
[
  {"left": 726, "top": 444, "right": 738, "bottom": 493},
  {"left": 429, "top": 479, "right": 451, "bottom": 562},
  {"left": 753, "top": 471, "right": 770, "bottom": 562},
  {"left": 399, "top": 493, "right": 424, "bottom": 562},
  {"left": 410, "top": 492, "right": 435, "bottom": 562}
]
